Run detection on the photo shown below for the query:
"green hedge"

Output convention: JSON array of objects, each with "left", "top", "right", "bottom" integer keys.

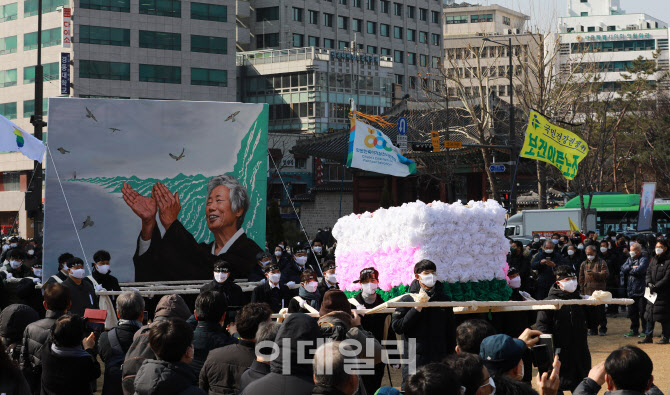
[{"left": 343, "top": 279, "right": 512, "bottom": 302}]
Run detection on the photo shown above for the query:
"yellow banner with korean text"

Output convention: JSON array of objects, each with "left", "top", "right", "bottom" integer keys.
[{"left": 520, "top": 111, "right": 588, "bottom": 180}]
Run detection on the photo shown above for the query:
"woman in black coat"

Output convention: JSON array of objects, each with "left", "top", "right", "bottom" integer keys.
[{"left": 642, "top": 240, "right": 670, "bottom": 344}]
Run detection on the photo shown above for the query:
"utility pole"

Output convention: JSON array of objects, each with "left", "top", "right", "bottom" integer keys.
[
  {"left": 28, "top": 0, "right": 45, "bottom": 237},
  {"left": 508, "top": 37, "right": 516, "bottom": 214}
]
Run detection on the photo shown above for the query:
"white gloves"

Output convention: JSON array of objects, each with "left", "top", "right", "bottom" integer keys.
[
  {"left": 5, "top": 272, "right": 13, "bottom": 279},
  {"left": 94, "top": 284, "right": 104, "bottom": 292},
  {"left": 259, "top": 278, "right": 266, "bottom": 285},
  {"left": 32, "top": 277, "right": 40, "bottom": 284},
  {"left": 299, "top": 300, "right": 307, "bottom": 309},
  {"left": 286, "top": 281, "right": 296, "bottom": 288}
]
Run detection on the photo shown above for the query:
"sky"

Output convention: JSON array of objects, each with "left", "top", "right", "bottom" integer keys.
[{"left": 475, "top": 0, "right": 670, "bottom": 31}]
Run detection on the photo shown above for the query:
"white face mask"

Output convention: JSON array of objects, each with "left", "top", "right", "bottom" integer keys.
[
  {"left": 559, "top": 279, "right": 578, "bottom": 293},
  {"left": 630, "top": 251, "right": 637, "bottom": 258},
  {"left": 295, "top": 256, "right": 308, "bottom": 266},
  {"left": 552, "top": 239, "right": 559, "bottom": 245},
  {"left": 9, "top": 260, "right": 20, "bottom": 269},
  {"left": 61, "top": 264, "right": 69, "bottom": 273},
  {"left": 533, "top": 238, "right": 540, "bottom": 242},
  {"left": 28, "top": 249, "right": 34, "bottom": 256},
  {"left": 600, "top": 247, "right": 608, "bottom": 253},
  {"left": 268, "top": 273, "right": 281, "bottom": 284},
  {"left": 33, "top": 268, "right": 42, "bottom": 277},
  {"left": 96, "top": 264, "right": 110, "bottom": 275},
  {"left": 313, "top": 246, "right": 322, "bottom": 254},
  {"left": 567, "top": 250, "right": 575, "bottom": 256},
  {"left": 362, "top": 282, "right": 378, "bottom": 294},
  {"left": 612, "top": 236, "right": 617, "bottom": 241},
  {"left": 508, "top": 276, "right": 521, "bottom": 289},
  {"left": 326, "top": 273, "right": 337, "bottom": 284},
  {"left": 544, "top": 248, "right": 554, "bottom": 254},
  {"left": 274, "top": 251, "right": 282, "bottom": 257},
  {"left": 304, "top": 281, "right": 318, "bottom": 293},
  {"left": 70, "top": 268, "right": 86, "bottom": 279},
  {"left": 10, "top": 243, "right": 17, "bottom": 248},
  {"left": 578, "top": 244, "right": 584, "bottom": 250},
  {"left": 656, "top": 248, "right": 665, "bottom": 256},
  {"left": 419, "top": 273, "right": 437, "bottom": 288},
  {"left": 214, "top": 272, "right": 229, "bottom": 283},
  {"left": 587, "top": 255, "right": 596, "bottom": 261}
]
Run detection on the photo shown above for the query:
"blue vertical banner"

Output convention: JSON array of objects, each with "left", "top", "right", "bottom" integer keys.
[{"left": 60, "top": 53, "right": 70, "bottom": 95}]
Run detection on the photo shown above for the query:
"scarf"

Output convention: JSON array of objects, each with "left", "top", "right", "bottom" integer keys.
[
  {"left": 299, "top": 286, "right": 321, "bottom": 310},
  {"left": 51, "top": 343, "right": 92, "bottom": 358},
  {"left": 119, "top": 319, "right": 143, "bottom": 328}
]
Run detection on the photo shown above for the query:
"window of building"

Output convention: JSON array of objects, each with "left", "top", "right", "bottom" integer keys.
[
  {"left": 256, "top": 6, "right": 278, "bottom": 21},
  {"left": 191, "top": 35, "right": 227, "bottom": 54},
  {"left": 380, "top": 23, "right": 389, "bottom": 37},
  {"left": 394, "top": 50, "right": 403, "bottom": 63},
  {"left": 256, "top": 33, "right": 279, "bottom": 47},
  {"left": 338, "top": 15, "right": 348, "bottom": 29},
  {"left": 352, "top": 18, "right": 362, "bottom": 32},
  {"left": 0, "top": 171, "right": 20, "bottom": 191},
  {"left": 367, "top": 21, "right": 376, "bottom": 34},
  {"left": 0, "top": 3, "right": 17, "bottom": 22},
  {"left": 419, "top": 7, "right": 427, "bottom": 21},
  {"left": 502, "top": 16, "right": 510, "bottom": 25},
  {"left": 366, "top": 0, "right": 375, "bottom": 10},
  {"left": 353, "top": 0, "right": 361, "bottom": 7},
  {"left": 407, "top": 5, "right": 415, "bottom": 18},
  {"left": 24, "top": 0, "right": 67, "bottom": 16},
  {"left": 23, "top": 99, "right": 48, "bottom": 118},
  {"left": 292, "top": 7, "right": 303, "bottom": 22},
  {"left": 407, "top": 29, "right": 416, "bottom": 42},
  {"left": 0, "top": 69, "right": 16, "bottom": 87},
  {"left": 189, "top": 68, "right": 226, "bottom": 86},
  {"left": 380, "top": 48, "right": 390, "bottom": 55},
  {"left": 139, "top": 64, "right": 181, "bottom": 84},
  {"left": 394, "top": 74, "right": 403, "bottom": 85},
  {"left": 431, "top": 10, "right": 439, "bottom": 23},
  {"left": 432, "top": 56, "right": 440, "bottom": 68},
  {"left": 308, "top": 36, "right": 319, "bottom": 47},
  {"left": 80, "top": 25, "right": 130, "bottom": 46},
  {"left": 408, "top": 76, "right": 416, "bottom": 89},
  {"left": 24, "top": 28, "right": 60, "bottom": 50},
  {"left": 393, "top": 2, "right": 401, "bottom": 16},
  {"left": 607, "top": 25, "right": 615, "bottom": 31},
  {"left": 338, "top": 0, "right": 346, "bottom": 4},
  {"left": 580, "top": 0, "right": 587, "bottom": 2},
  {"left": 581, "top": 11, "right": 588, "bottom": 16},
  {"left": 80, "top": 0, "right": 129, "bottom": 12},
  {"left": 80, "top": 60, "right": 130, "bottom": 80},
  {"left": 567, "top": 27, "right": 574, "bottom": 32},
  {"left": 139, "top": 30, "right": 180, "bottom": 50},
  {"left": 445, "top": 15, "right": 467, "bottom": 24},
  {"left": 431, "top": 33, "right": 440, "bottom": 46},
  {"left": 191, "top": 2, "right": 227, "bottom": 21},
  {"left": 367, "top": 45, "right": 377, "bottom": 53},
  {"left": 292, "top": 33, "right": 304, "bottom": 47},
  {"left": 407, "top": 52, "right": 416, "bottom": 65},
  {"left": 139, "top": 0, "right": 181, "bottom": 17},
  {"left": 380, "top": 0, "right": 388, "bottom": 13},
  {"left": 338, "top": 41, "right": 348, "bottom": 49},
  {"left": 471, "top": 13, "right": 493, "bottom": 23},
  {"left": 419, "top": 31, "right": 427, "bottom": 43},
  {"left": 419, "top": 54, "right": 427, "bottom": 66},
  {"left": 308, "top": 10, "right": 318, "bottom": 24},
  {"left": 0, "top": 102, "right": 17, "bottom": 119},
  {"left": 393, "top": 26, "right": 402, "bottom": 39},
  {"left": 587, "top": 26, "right": 595, "bottom": 32},
  {"left": 324, "top": 38, "right": 334, "bottom": 48},
  {"left": 323, "top": 13, "right": 333, "bottom": 27},
  {"left": 0, "top": 35, "right": 17, "bottom": 55},
  {"left": 23, "top": 62, "right": 58, "bottom": 84}
]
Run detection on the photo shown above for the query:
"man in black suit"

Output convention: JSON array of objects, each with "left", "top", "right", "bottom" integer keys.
[
  {"left": 123, "top": 174, "right": 262, "bottom": 281},
  {"left": 250, "top": 264, "right": 292, "bottom": 313}
]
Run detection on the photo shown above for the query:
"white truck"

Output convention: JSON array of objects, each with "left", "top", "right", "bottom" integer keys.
[{"left": 505, "top": 208, "right": 597, "bottom": 243}]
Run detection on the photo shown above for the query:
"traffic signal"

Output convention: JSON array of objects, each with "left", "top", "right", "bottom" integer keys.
[{"left": 412, "top": 143, "right": 433, "bottom": 152}]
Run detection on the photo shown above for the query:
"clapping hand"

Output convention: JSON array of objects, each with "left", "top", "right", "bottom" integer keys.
[{"left": 153, "top": 182, "right": 181, "bottom": 230}]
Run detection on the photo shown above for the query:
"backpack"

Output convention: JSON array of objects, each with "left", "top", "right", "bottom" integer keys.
[
  {"left": 102, "top": 328, "right": 125, "bottom": 395},
  {"left": 121, "top": 326, "right": 155, "bottom": 395}
]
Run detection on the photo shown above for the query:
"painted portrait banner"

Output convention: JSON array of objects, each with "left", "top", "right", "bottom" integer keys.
[
  {"left": 638, "top": 182, "right": 656, "bottom": 232},
  {"left": 44, "top": 98, "right": 268, "bottom": 282}
]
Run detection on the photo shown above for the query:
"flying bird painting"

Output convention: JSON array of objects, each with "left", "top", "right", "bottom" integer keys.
[
  {"left": 57, "top": 147, "right": 70, "bottom": 154},
  {"left": 169, "top": 148, "right": 185, "bottom": 161},
  {"left": 225, "top": 111, "right": 240, "bottom": 122},
  {"left": 82, "top": 216, "right": 94, "bottom": 229},
  {"left": 109, "top": 128, "right": 121, "bottom": 133},
  {"left": 85, "top": 107, "right": 98, "bottom": 122}
]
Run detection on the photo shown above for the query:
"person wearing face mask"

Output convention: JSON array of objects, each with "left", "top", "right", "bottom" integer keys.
[
  {"left": 598, "top": 240, "right": 621, "bottom": 316},
  {"left": 528, "top": 236, "right": 543, "bottom": 256},
  {"left": 45, "top": 253, "right": 75, "bottom": 285},
  {"left": 249, "top": 251, "right": 274, "bottom": 283},
  {"left": 507, "top": 241, "right": 531, "bottom": 291},
  {"left": 620, "top": 242, "right": 649, "bottom": 339},
  {"left": 14, "top": 261, "right": 47, "bottom": 318},
  {"left": 251, "top": 264, "right": 292, "bottom": 313},
  {"left": 288, "top": 269, "right": 321, "bottom": 313},
  {"left": 531, "top": 240, "right": 566, "bottom": 300},
  {"left": 0, "top": 236, "right": 21, "bottom": 264},
  {"left": 280, "top": 242, "right": 314, "bottom": 296},
  {"left": 200, "top": 259, "right": 245, "bottom": 326},
  {"left": 271, "top": 246, "right": 290, "bottom": 271},
  {"left": 564, "top": 245, "right": 583, "bottom": 279},
  {"left": 308, "top": 239, "right": 325, "bottom": 271},
  {"left": 584, "top": 231, "right": 599, "bottom": 248},
  {"left": 90, "top": 250, "right": 121, "bottom": 302},
  {"left": 317, "top": 260, "right": 339, "bottom": 299},
  {"left": 579, "top": 245, "right": 609, "bottom": 336},
  {"left": 558, "top": 236, "right": 570, "bottom": 257},
  {"left": 536, "top": 265, "right": 590, "bottom": 392},
  {"left": 642, "top": 240, "right": 670, "bottom": 344},
  {"left": 61, "top": 257, "right": 98, "bottom": 316},
  {"left": 391, "top": 259, "right": 456, "bottom": 389},
  {"left": 0, "top": 249, "right": 32, "bottom": 308}
]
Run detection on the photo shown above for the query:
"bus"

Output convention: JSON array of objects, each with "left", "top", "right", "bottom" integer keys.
[{"left": 560, "top": 194, "right": 670, "bottom": 235}]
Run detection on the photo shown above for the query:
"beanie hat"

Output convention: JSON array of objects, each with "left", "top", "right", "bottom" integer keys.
[{"left": 319, "top": 289, "right": 352, "bottom": 317}]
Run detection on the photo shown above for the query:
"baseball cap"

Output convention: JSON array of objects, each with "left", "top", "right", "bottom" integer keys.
[{"left": 479, "top": 334, "right": 526, "bottom": 374}]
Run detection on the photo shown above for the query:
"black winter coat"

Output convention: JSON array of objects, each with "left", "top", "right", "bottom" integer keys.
[
  {"left": 199, "top": 339, "right": 256, "bottom": 395},
  {"left": 536, "top": 284, "right": 590, "bottom": 392},
  {"left": 0, "top": 363, "right": 31, "bottom": 395},
  {"left": 599, "top": 250, "right": 620, "bottom": 290},
  {"left": 645, "top": 253, "right": 670, "bottom": 323},
  {"left": 200, "top": 279, "right": 247, "bottom": 324},
  {"left": 21, "top": 310, "right": 66, "bottom": 393},
  {"left": 99, "top": 321, "right": 142, "bottom": 395},
  {"left": 507, "top": 251, "right": 531, "bottom": 282},
  {"left": 40, "top": 343, "right": 101, "bottom": 395},
  {"left": 531, "top": 250, "right": 565, "bottom": 299},
  {"left": 239, "top": 360, "right": 271, "bottom": 393},
  {"left": 620, "top": 255, "right": 649, "bottom": 297},
  {"left": 250, "top": 282, "right": 292, "bottom": 313},
  {"left": 134, "top": 360, "right": 206, "bottom": 395},
  {"left": 191, "top": 321, "right": 236, "bottom": 377},
  {"left": 317, "top": 278, "right": 338, "bottom": 303},
  {"left": 391, "top": 280, "right": 456, "bottom": 369}
]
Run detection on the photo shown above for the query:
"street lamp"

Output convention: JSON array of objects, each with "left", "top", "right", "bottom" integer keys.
[{"left": 483, "top": 36, "right": 516, "bottom": 214}]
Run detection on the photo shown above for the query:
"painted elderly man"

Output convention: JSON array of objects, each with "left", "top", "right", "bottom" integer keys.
[{"left": 122, "top": 175, "right": 262, "bottom": 281}]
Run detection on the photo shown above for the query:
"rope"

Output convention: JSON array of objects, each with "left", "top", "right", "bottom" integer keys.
[
  {"left": 46, "top": 145, "right": 92, "bottom": 275},
  {"left": 350, "top": 111, "right": 395, "bottom": 127}
]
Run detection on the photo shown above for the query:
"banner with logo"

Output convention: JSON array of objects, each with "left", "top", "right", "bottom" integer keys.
[
  {"left": 346, "top": 118, "right": 416, "bottom": 177},
  {"left": 62, "top": 8, "right": 72, "bottom": 48},
  {"left": 520, "top": 110, "right": 588, "bottom": 180},
  {"left": 638, "top": 182, "right": 656, "bottom": 232},
  {"left": 60, "top": 53, "right": 70, "bottom": 95}
]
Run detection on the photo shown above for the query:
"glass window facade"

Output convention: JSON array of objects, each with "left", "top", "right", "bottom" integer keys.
[
  {"left": 0, "top": 3, "right": 17, "bottom": 22},
  {"left": 80, "top": 0, "right": 129, "bottom": 12},
  {"left": 24, "top": 27, "right": 60, "bottom": 50},
  {"left": 292, "top": 7, "right": 303, "bottom": 22},
  {"left": 380, "top": 24, "right": 389, "bottom": 37},
  {"left": 256, "top": 33, "right": 279, "bottom": 48},
  {"left": 431, "top": 33, "right": 440, "bottom": 46},
  {"left": 407, "top": 52, "right": 416, "bottom": 65},
  {"left": 140, "top": 30, "right": 181, "bottom": 50},
  {"left": 0, "top": 69, "right": 17, "bottom": 87},
  {"left": 23, "top": 62, "right": 59, "bottom": 84},
  {"left": 471, "top": 14, "right": 493, "bottom": 22},
  {"left": 308, "top": 36, "right": 319, "bottom": 47},
  {"left": 407, "top": 29, "right": 415, "bottom": 42},
  {"left": 338, "top": 16, "right": 348, "bottom": 30},
  {"left": 571, "top": 39, "right": 655, "bottom": 53},
  {"left": 323, "top": 13, "right": 333, "bottom": 27},
  {"left": 139, "top": 64, "right": 181, "bottom": 83},
  {"left": 191, "top": 67, "right": 227, "bottom": 86},
  {"left": 367, "top": 21, "right": 376, "bottom": 34},
  {"left": 190, "top": 2, "right": 226, "bottom": 22},
  {"left": 394, "top": 26, "right": 402, "bottom": 39},
  {"left": 80, "top": 25, "right": 130, "bottom": 46},
  {"left": 431, "top": 10, "right": 440, "bottom": 23},
  {"left": 24, "top": 0, "right": 67, "bottom": 16},
  {"left": 324, "top": 38, "right": 334, "bottom": 48},
  {"left": 0, "top": 35, "right": 17, "bottom": 55},
  {"left": 308, "top": 10, "right": 318, "bottom": 24},
  {"left": 0, "top": 102, "right": 17, "bottom": 119},
  {"left": 80, "top": 60, "right": 130, "bottom": 80},
  {"left": 139, "top": 0, "right": 181, "bottom": 17},
  {"left": 191, "top": 35, "right": 227, "bottom": 54},
  {"left": 445, "top": 15, "right": 467, "bottom": 24},
  {"left": 394, "top": 50, "right": 403, "bottom": 63},
  {"left": 256, "top": 6, "right": 278, "bottom": 21},
  {"left": 292, "top": 33, "right": 303, "bottom": 47},
  {"left": 353, "top": 18, "right": 362, "bottom": 32}
]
